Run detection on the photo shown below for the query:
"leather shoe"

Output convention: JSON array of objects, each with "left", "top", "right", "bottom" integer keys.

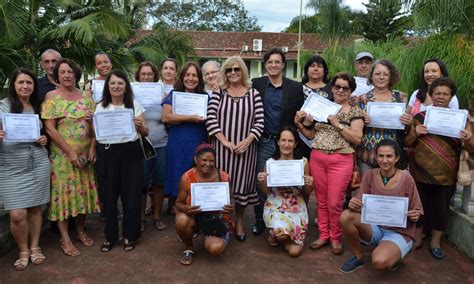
[
  {"left": 252, "top": 220, "right": 265, "bottom": 235},
  {"left": 235, "top": 233, "right": 247, "bottom": 242}
]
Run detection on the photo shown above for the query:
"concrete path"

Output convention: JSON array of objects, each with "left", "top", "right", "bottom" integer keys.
[{"left": 1, "top": 197, "right": 473, "bottom": 283}]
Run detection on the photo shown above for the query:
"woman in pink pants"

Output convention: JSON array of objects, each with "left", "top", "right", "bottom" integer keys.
[{"left": 295, "top": 73, "right": 364, "bottom": 255}]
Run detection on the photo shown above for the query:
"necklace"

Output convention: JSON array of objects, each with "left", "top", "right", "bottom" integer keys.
[{"left": 380, "top": 170, "right": 397, "bottom": 186}]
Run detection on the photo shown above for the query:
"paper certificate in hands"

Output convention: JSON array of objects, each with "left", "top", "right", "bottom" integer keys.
[
  {"left": 92, "top": 80, "right": 105, "bottom": 102},
  {"left": 131, "top": 82, "right": 164, "bottom": 107},
  {"left": 191, "top": 182, "right": 230, "bottom": 212},
  {"left": 424, "top": 106, "right": 468, "bottom": 138},
  {"left": 300, "top": 92, "right": 342, "bottom": 122},
  {"left": 172, "top": 91, "right": 209, "bottom": 119},
  {"left": 1, "top": 113, "right": 40, "bottom": 142},
  {"left": 367, "top": 102, "right": 405, "bottom": 130},
  {"left": 266, "top": 159, "right": 305, "bottom": 187},
  {"left": 93, "top": 109, "right": 136, "bottom": 140},
  {"left": 361, "top": 194, "right": 409, "bottom": 228}
]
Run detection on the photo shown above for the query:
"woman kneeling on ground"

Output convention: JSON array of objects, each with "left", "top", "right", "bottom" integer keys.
[
  {"left": 257, "top": 126, "right": 313, "bottom": 257},
  {"left": 339, "top": 139, "right": 423, "bottom": 273},
  {"left": 175, "top": 143, "right": 234, "bottom": 265}
]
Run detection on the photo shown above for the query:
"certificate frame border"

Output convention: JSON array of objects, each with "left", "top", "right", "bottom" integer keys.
[
  {"left": 361, "top": 194, "right": 409, "bottom": 228},
  {"left": 93, "top": 109, "right": 137, "bottom": 140},
  {"left": 190, "top": 182, "right": 230, "bottom": 212},
  {"left": 131, "top": 82, "right": 165, "bottom": 107},
  {"left": 366, "top": 102, "right": 406, "bottom": 130},
  {"left": 171, "top": 91, "right": 209, "bottom": 119},
  {"left": 266, "top": 159, "right": 305, "bottom": 187},
  {"left": 92, "top": 79, "right": 105, "bottom": 102},
  {"left": 1, "top": 113, "right": 41, "bottom": 143},
  {"left": 424, "top": 106, "right": 468, "bottom": 138},
  {"left": 300, "top": 91, "right": 342, "bottom": 122}
]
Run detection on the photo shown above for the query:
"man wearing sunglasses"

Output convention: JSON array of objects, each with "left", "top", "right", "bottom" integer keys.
[{"left": 251, "top": 47, "right": 305, "bottom": 236}]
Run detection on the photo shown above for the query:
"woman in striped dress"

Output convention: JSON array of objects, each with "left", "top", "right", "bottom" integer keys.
[
  {"left": 206, "top": 56, "right": 264, "bottom": 241},
  {"left": 0, "top": 68, "right": 50, "bottom": 270}
]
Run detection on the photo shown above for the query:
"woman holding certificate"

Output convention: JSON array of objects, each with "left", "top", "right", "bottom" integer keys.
[
  {"left": 0, "top": 68, "right": 50, "bottom": 270},
  {"left": 175, "top": 143, "right": 234, "bottom": 265},
  {"left": 135, "top": 61, "right": 168, "bottom": 232},
  {"left": 42, "top": 59, "right": 99, "bottom": 256},
  {"left": 405, "top": 77, "right": 473, "bottom": 260},
  {"left": 257, "top": 127, "right": 313, "bottom": 257},
  {"left": 407, "top": 59, "right": 459, "bottom": 116},
  {"left": 162, "top": 62, "right": 208, "bottom": 215},
  {"left": 357, "top": 60, "right": 412, "bottom": 174},
  {"left": 95, "top": 69, "right": 149, "bottom": 252},
  {"left": 295, "top": 73, "right": 364, "bottom": 255},
  {"left": 339, "top": 140, "right": 423, "bottom": 273},
  {"left": 206, "top": 56, "right": 264, "bottom": 241}
]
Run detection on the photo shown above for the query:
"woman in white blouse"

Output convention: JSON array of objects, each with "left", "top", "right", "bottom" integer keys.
[{"left": 95, "top": 69, "right": 149, "bottom": 252}]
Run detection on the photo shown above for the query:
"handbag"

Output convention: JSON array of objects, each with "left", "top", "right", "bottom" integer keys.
[
  {"left": 138, "top": 134, "right": 157, "bottom": 160},
  {"left": 457, "top": 149, "right": 473, "bottom": 186},
  {"left": 349, "top": 152, "right": 361, "bottom": 192}
]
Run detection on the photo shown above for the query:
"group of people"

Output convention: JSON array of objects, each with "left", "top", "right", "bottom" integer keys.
[{"left": 1, "top": 46, "right": 472, "bottom": 274}]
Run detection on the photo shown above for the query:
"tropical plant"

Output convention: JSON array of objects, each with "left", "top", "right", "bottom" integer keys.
[{"left": 362, "top": 0, "right": 411, "bottom": 42}]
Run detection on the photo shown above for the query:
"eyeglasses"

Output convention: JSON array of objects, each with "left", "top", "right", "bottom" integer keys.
[
  {"left": 225, "top": 67, "right": 241, "bottom": 74},
  {"left": 139, "top": 72, "right": 154, "bottom": 77},
  {"left": 333, "top": 85, "right": 351, "bottom": 93},
  {"left": 204, "top": 70, "right": 219, "bottom": 77}
]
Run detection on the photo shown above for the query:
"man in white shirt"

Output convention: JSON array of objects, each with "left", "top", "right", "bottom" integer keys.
[{"left": 352, "top": 52, "right": 374, "bottom": 97}]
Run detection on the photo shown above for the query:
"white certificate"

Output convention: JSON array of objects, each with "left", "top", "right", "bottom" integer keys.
[
  {"left": 92, "top": 80, "right": 105, "bottom": 102},
  {"left": 93, "top": 109, "right": 136, "bottom": 140},
  {"left": 191, "top": 182, "right": 230, "bottom": 212},
  {"left": 164, "top": 85, "right": 173, "bottom": 95},
  {"left": 131, "top": 82, "right": 164, "bottom": 107},
  {"left": 367, "top": 102, "right": 405, "bottom": 130},
  {"left": 301, "top": 92, "right": 342, "bottom": 122},
  {"left": 361, "top": 194, "right": 409, "bottom": 228},
  {"left": 266, "top": 159, "right": 304, "bottom": 187},
  {"left": 172, "top": 91, "right": 208, "bottom": 118},
  {"left": 1, "top": 113, "right": 40, "bottom": 142},
  {"left": 424, "top": 106, "right": 468, "bottom": 138}
]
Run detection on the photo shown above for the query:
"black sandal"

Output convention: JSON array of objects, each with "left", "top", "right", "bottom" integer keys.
[
  {"left": 101, "top": 241, "right": 114, "bottom": 253},
  {"left": 123, "top": 239, "right": 135, "bottom": 252}
]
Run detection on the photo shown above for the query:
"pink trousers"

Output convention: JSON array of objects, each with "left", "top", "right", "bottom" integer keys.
[{"left": 310, "top": 150, "right": 353, "bottom": 243}]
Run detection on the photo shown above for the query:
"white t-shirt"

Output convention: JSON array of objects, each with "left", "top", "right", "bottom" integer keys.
[
  {"left": 95, "top": 100, "right": 145, "bottom": 144},
  {"left": 408, "top": 89, "right": 459, "bottom": 113},
  {"left": 352, "top": 76, "right": 373, "bottom": 97}
]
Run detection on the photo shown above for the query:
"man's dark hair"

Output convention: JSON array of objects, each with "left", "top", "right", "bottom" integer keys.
[{"left": 263, "top": 48, "right": 286, "bottom": 65}]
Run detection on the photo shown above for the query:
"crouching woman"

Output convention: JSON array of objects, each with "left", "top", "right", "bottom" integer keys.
[
  {"left": 175, "top": 143, "right": 234, "bottom": 265},
  {"left": 339, "top": 140, "right": 423, "bottom": 273}
]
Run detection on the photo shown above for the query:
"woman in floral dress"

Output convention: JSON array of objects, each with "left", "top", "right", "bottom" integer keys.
[
  {"left": 42, "top": 58, "right": 99, "bottom": 257},
  {"left": 257, "top": 126, "right": 313, "bottom": 257}
]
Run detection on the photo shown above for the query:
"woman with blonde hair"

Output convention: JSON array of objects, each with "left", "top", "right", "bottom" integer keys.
[{"left": 206, "top": 56, "right": 264, "bottom": 241}]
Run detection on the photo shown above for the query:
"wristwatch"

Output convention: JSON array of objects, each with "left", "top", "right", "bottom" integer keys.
[{"left": 338, "top": 123, "right": 346, "bottom": 131}]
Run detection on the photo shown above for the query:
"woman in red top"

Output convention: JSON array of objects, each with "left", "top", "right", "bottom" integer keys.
[{"left": 175, "top": 143, "right": 234, "bottom": 265}]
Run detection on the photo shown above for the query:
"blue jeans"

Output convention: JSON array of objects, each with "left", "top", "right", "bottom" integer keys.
[{"left": 254, "top": 137, "right": 276, "bottom": 221}]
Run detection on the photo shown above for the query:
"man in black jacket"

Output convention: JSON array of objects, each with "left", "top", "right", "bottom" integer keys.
[{"left": 251, "top": 48, "right": 305, "bottom": 235}]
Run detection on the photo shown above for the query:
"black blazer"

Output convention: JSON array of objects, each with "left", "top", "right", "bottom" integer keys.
[{"left": 251, "top": 76, "right": 304, "bottom": 131}]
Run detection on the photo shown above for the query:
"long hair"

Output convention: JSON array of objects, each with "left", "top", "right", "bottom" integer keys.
[
  {"left": 302, "top": 55, "right": 329, "bottom": 84},
  {"left": 416, "top": 58, "right": 449, "bottom": 103},
  {"left": 272, "top": 126, "right": 302, "bottom": 160},
  {"left": 101, "top": 69, "right": 134, "bottom": 109},
  {"left": 174, "top": 62, "right": 205, "bottom": 94},
  {"left": 7, "top": 67, "right": 40, "bottom": 114}
]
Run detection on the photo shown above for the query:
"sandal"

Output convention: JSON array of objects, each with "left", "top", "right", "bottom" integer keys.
[
  {"left": 101, "top": 241, "right": 114, "bottom": 253},
  {"left": 123, "top": 239, "right": 135, "bottom": 252},
  {"left": 180, "top": 249, "right": 194, "bottom": 265},
  {"left": 30, "top": 247, "right": 46, "bottom": 265},
  {"left": 268, "top": 235, "right": 279, "bottom": 247},
  {"left": 76, "top": 231, "right": 95, "bottom": 247},
  {"left": 60, "top": 240, "right": 81, "bottom": 257},
  {"left": 13, "top": 251, "right": 30, "bottom": 271},
  {"left": 153, "top": 218, "right": 166, "bottom": 230},
  {"left": 140, "top": 219, "right": 147, "bottom": 233}
]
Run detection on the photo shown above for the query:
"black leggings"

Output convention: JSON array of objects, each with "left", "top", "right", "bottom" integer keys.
[{"left": 416, "top": 182, "right": 455, "bottom": 231}]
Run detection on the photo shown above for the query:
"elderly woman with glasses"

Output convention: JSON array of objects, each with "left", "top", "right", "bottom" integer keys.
[{"left": 206, "top": 56, "right": 264, "bottom": 242}]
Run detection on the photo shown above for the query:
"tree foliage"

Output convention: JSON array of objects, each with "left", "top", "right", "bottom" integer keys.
[
  {"left": 362, "top": 0, "right": 410, "bottom": 42},
  {"left": 150, "top": 0, "right": 261, "bottom": 32}
]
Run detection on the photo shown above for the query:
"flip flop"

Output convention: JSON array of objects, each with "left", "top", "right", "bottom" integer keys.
[
  {"left": 153, "top": 219, "right": 166, "bottom": 230},
  {"left": 30, "top": 247, "right": 46, "bottom": 265},
  {"left": 180, "top": 250, "right": 194, "bottom": 265}
]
